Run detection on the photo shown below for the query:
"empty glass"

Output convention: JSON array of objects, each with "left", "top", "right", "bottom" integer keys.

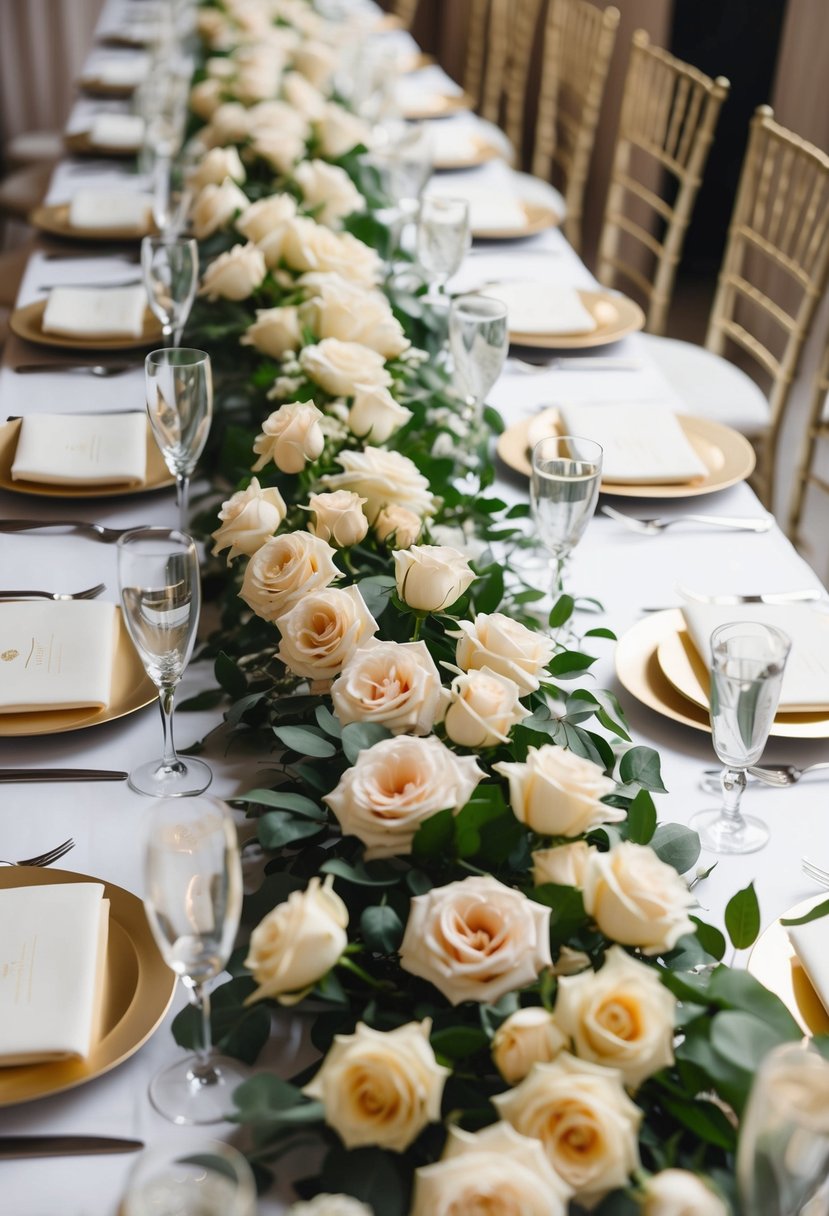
[
  {"left": 145, "top": 348, "right": 213, "bottom": 531},
  {"left": 449, "top": 294, "right": 508, "bottom": 427},
  {"left": 117, "top": 528, "right": 212, "bottom": 797},
  {"left": 416, "top": 195, "right": 470, "bottom": 297},
  {"left": 691, "top": 621, "right": 791, "bottom": 854},
  {"left": 123, "top": 1137, "right": 256, "bottom": 1216},
  {"left": 151, "top": 153, "right": 193, "bottom": 240},
  {"left": 141, "top": 235, "right": 198, "bottom": 347},
  {"left": 143, "top": 798, "right": 245, "bottom": 1126},
  {"left": 530, "top": 435, "right": 603, "bottom": 595}
]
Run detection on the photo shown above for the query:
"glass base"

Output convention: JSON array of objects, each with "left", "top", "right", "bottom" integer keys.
[
  {"left": 128, "top": 756, "right": 212, "bottom": 798},
  {"left": 691, "top": 807, "right": 770, "bottom": 854},
  {"left": 149, "top": 1054, "right": 247, "bottom": 1125}
]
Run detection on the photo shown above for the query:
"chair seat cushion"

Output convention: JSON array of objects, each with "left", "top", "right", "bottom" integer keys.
[
  {"left": 0, "top": 161, "right": 54, "bottom": 219},
  {"left": 6, "top": 130, "right": 64, "bottom": 166}
]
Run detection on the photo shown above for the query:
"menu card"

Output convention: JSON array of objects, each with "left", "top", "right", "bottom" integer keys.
[
  {"left": 0, "top": 600, "right": 117, "bottom": 713},
  {"left": 12, "top": 413, "right": 148, "bottom": 487}
]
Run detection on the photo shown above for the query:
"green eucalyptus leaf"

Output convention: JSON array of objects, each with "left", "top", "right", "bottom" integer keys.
[
  {"left": 549, "top": 594, "right": 574, "bottom": 628},
  {"left": 258, "top": 812, "right": 323, "bottom": 851},
  {"left": 618, "top": 745, "right": 667, "bottom": 792},
  {"left": 315, "top": 705, "right": 342, "bottom": 738},
  {"left": 215, "top": 652, "right": 248, "bottom": 699},
  {"left": 430, "top": 1025, "right": 489, "bottom": 1059},
  {"left": 690, "top": 916, "right": 726, "bottom": 961},
  {"left": 650, "top": 823, "right": 701, "bottom": 874},
  {"left": 317, "top": 1147, "right": 407, "bottom": 1216},
  {"left": 321, "top": 858, "right": 401, "bottom": 888},
  {"left": 412, "top": 807, "right": 455, "bottom": 860},
  {"left": 273, "top": 725, "right": 337, "bottom": 758},
  {"left": 341, "top": 722, "right": 392, "bottom": 764},
  {"left": 626, "top": 789, "right": 657, "bottom": 844},
  {"left": 781, "top": 897, "right": 829, "bottom": 927},
  {"left": 724, "top": 882, "right": 761, "bottom": 949},
  {"left": 360, "top": 905, "right": 404, "bottom": 954},
  {"left": 710, "top": 1009, "right": 787, "bottom": 1074},
  {"left": 234, "top": 790, "right": 325, "bottom": 819}
]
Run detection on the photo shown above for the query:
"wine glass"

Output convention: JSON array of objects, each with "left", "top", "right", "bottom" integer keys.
[
  {"left": 691, "top": 621, "right": 791, "bottom": 854},
  {"left": 143, "top": 798, "right": 245, "bottom": 1126},
  {"left": 141, "top": 235, "right": 199, "bottom": 347},
  {"left": 145, "top": 347, "right": 213, "bottom": 532},
  {"left": 449, "top": 294, "right": 509, "bottom": 428},
  {"left": 416, "top": 195, "right": 470, "bottom": 297},
  {"left": 151, "top": 152, "right": 193, "bottom": 240},
  {"left": 530, "top": 435, "right": 603, "bottom": 596},
  {"left": 737, "top": 1042, "right": 829, "bottom": 1216},
  {"left": 117, "top": 528, "right": 212, "bottom": 797},
  {"left": 369, "top": 121, "right": 434, "bottom": 241},
  {"left": 123, "top": 1137, "right": 256, "bottom": 1215}
]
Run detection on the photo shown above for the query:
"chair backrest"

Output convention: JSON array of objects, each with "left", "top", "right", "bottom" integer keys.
[
  {"left": 531, "top": 0, "right": 619, "bottom": 252},
  {"left": 788, "top": 323, "right": 829, "bottom": 548},
  {"left": 392, "top": 0, "right": 420, "bottom": 31},
  {"left": 479, "top": 0, "right": 542, "bottom": 155},
  {"left": 597, "top": 30, "right": 729, "bottom": 335},
  {"left": 462, "top": 0, "right": 493, "bottom": 111}
]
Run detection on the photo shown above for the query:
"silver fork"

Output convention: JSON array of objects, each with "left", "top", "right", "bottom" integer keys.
[
  {"left": 0, "top": 583, "right": 105, "bottom": 601},
  {"left": 701, "top": 761, "right": 829, "bottom": 794},
  {"left": 602, "top": 505, "right": 774, "bottom": 535},
  {"left": 507, "top": 356, "right": 643, "bottom": 374},
  {"left": 13, "top": 363, "right": 138, "bottom": 377},
  {"left": 0, "top": 519, "right": 138, "bottom": 543},
  {"left": 802, "top": 857, "right": 829, "bottom": 889},
  {"left": 36, "top": 279, "right": 143, "bottom": 291},
  {"left": 0, "top": 839, "right": 75, "bottom": 868}
]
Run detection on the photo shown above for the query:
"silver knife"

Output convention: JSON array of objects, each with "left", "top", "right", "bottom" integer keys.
[
  {"left": 0, "top": 1135, "right": 143, "bottom": 1158},
  {"left": 643, "top": 589, "right": 826, "bottom": 611},
  {"left": 0, "top": 769, "right": 128, "bottom": 783},
  {"left": 13, "top": 363, "right": 138, "bottom": 375}
]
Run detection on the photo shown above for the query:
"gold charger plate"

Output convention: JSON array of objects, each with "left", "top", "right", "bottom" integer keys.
[
  {"left": 65, "top": 130, "right": 140, "bottom": 159},
  {"left": 0, "top": 607, "right": 156, "bottom": 738},
  {"left": 748, "top": 896, "right": 829, "bottom": 1036},
  {"left": 30, "top": 203, "right": 154, "bottom": 243},
  {"left": 615, "top": 609, "right": 829, "bottom": 740},
  {"left": 0, "top": 867, "right": 175, "bottom": 1107},
  {"left": 10, "top": 300, "right": 162, "bottom": 353},
  {"left": 497, "top": 410, "right": 756, "bottom": 498},
  {"left": 0, "top": 418, "right": 173, "bottom": 500},
  {"left": 472, "top": 199, "right": 562, "bottom": 241},
  {"left": 78, "top": 76, "right": 138, "bottom": 98},
  {"left": 505, "top": 289, "right": 643, "bottom": 348},
  {"left": 434, "top": 136, "right": 501, "bottom": 172},
  {"left": 402, "top": 91, "right": 474, "bottom": 121}
]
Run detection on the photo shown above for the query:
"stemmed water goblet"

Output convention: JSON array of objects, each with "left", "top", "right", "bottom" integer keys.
[
  {"left": 123, "top": 1137, "right": 256, "bottom": 1215},
  {"left": 449, "top": 294, "right": 508, "bottom": 429},
  {"left": 530, "top": 435, "right": 603, "bottom": 598},
  {"left": 117, "top": 527, "right": 212, "bottom": 797},
  {"left": 141, "top": 235, "right": 198, "bottom": 347},
  {"left": 416, "top": 195, "right": 470, "bottom": 299},
  {"left": 145, "top": 347, "right": 213, "bottom": 532},
  {"left": 143, "top": 797, "right": 244, "bottom": 1125},
  {"left": 691, "top": 621, "right": 791, "bottom": 854}
]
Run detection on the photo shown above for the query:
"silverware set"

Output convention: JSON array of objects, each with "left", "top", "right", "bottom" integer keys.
[
  {"left": 602, "top": 505, "right": 775, "bottom": 535},
  {"left": 0, "top": 838, "right": 75, "bottom": 867}
]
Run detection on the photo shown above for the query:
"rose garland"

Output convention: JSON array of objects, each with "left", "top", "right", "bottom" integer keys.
[{"left": 170, "top": 3, "right": 808, "bottom": 1214}]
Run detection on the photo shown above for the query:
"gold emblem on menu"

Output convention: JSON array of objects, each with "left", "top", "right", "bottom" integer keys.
[{"left": 0, "top": 649, "right": 19, "bottom": 662}]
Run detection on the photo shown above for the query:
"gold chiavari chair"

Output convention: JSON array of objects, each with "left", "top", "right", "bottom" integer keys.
[
  {"left": 462, "top": 0, "right": 492, "bottom": 112},
  {"left": 597, "top": 30, "right": 729, "bottom": 336},
  {"left": 531, "top": 0, "right": 619, "bottom": 252},
  {"left": 789, "top": 329, "right": 829, "bottom": 552},
  {"left": 479, "top": 0, "right": 542, "bottom": 155}
]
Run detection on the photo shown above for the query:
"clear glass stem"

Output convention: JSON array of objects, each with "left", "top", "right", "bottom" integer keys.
[
  {"left": 172, "top": 325, "right": 184, "bottom": 348},
  {"left": 176, "top": 474, "right": 190, "bottom": 532},
  {"left": 161, "top": 322, "right": 173, "bottom": 348},
  {"left": 551, "top": 552, "right": 567, "bottom": 597},
  {"left": 187, "top": 980, "right": 217, "bottom": 1082},
  {"left": 158, "top": 683, "right": 179, "bottom": 771},
  {"left": 719, "top": 766, "right": 747, "bottom": 825}
]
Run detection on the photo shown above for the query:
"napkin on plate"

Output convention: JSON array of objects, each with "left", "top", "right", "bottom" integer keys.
[
  {"left": 449, "top": 184, "right": 526, "bottom": 232},
  {"left": 788, "top": 916, "right": 829, "bottom": 1015},
  {"left": 681, "top": 602, "right": 829, "bottom": 711},
  {"left": 11, "top": 413, "right": 148, "bottom": 486},
  {"left": 557, "top": 401, "right": 708, "bottom": 483},
  {"left": 0, "top": 600, "right": 117, "bottom": 713},
  {"left": 87, "top": 55, "right": 148, "bottom": 88},
  {"left": 42, "top": 286, "right": 147, "bottom": 339},
  {"left": 88, "top": 113, "right": 145, "bottom": 150},
  {"left": 0, "top": 883, "right": 109, "bottom": 1066},
  {"left": 483, "top": 282, "right": 597, "bottom": 336},
  {"left": 68, "top": 189, "right": 153, "bottom": 231},
  {"left": 396, "top": 64, "right": 464, "bottom": 112}
]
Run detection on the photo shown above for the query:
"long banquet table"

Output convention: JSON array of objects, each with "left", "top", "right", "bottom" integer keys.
[{"left": 1, "top": 4, "right": 828, "bottom": 1212}]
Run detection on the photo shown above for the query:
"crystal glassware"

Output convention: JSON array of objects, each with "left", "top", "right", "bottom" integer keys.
[
  {"left": 416, "top": 195, "right": 470, "bottom": 297},
  {"left": 141, "top": 235, "right": 199, "bottom": 347},
  {"left": 123, "top": 1137, "right": 256, "bottom": 1216},
  {"left": 143, "top": 797, "right": 245, "bottom": 1125},
  {"left": 151, "top": 152, "right": 193, "bottom": 240},
  {"left": 449, "top": 294, "right": 508, "bottom": 427},
  {"left": 145, "top": 347, "right": 213, "bottom": 532},
  {"left": 117, "top": 527, "right": 212, "bottom": 797},
  {"left": 530, "top": 435, "right": 603, "bottom": 595},
  {"left": 691, "top": 621, "right": 791, "bottom": 854}
]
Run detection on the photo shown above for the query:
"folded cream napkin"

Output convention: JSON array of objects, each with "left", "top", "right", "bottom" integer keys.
[
  {"left": 68, "top": 189, "right": 153, "bottom": 231},
  {"left": 0, "top": 600, "right": 117, "bottom": 713},
  {"left": 396, "top": 64, "right": 464, "bottom": 111},
  {"left": 0, "top": 883, "right": 109, "bottom": 1066},
  {"left": 88, "top": 113, "right": 145, "bottom": 150},
  {"left": 483, "top": 282, "right": 597, "bottom": 336},
  {"left": 451, "top": 184, "right": 526, "bottom": 232},
  {"left": 557, "top": 401, "right": 708, "bottom": 483},
  {"left": 681, "top": 602, "right": 829, "bottom": 711},
  {"left": 88, "top": 56, "right": 149, "bottom": 87},
  {"left": 12, "top": 413, "right": 148, "bottom": 486},
  {"left": 43, "top": 286, "right": 147, "bottom": 339},
  {"left": 788, "top": 916, "right": 829, "bottom": 1015}
]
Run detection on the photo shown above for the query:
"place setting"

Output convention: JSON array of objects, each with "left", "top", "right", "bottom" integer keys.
[{"left": 424, "top": 160, "right": 563, "bottom": 240}]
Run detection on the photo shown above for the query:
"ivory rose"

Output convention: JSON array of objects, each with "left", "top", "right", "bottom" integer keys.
[
  {"left": 582, "top": 842, "right": 695, "bottom": 956},
  {"left": 303, "top": 1020, "right": 448, "bottom": 1152},
  {"left": 400, "top": 875, "right": 552, "bottom": 1005},
  {"left": 281, "top": 218, "right": 382, "bottom": 286},
  {"left": 494, "top": 1053, "right": 642, "bottom": 1208},
  {"left": 276, "top": 585, "right": 378, "bottom": 680},
  {"left": 244, "top": 876, "right": 347, "bottom": 1006},
  {"left": 288, "top": 1199, "right": 371, "bottom": 1216},
  {"left": 533, "top": 841, "right": 593, "bottom": 888},
  {"left": 301, "top": 275, "right": 410, "bottom": 358},
  {"left": 324, "top": 734, "right": 483, "bottom": 858},
  {"left": 348, "top": 386, "right": 412, "bottom": 443},
  {"left": 239, "top": 531, "right": 340, "bottom": 621},
  {"left": 331, "top": 640, "right": 442, "bottom": 735},
  {"left": 252, "top": 402, "right": 325, "bottom": 475},
  {"left": 321, "top": 448, "right": 435, "bottom": 523},
  {"left": 305, "top": 490, "right": 368, "bottom": 548},
  {"left": 234, "top": 61, "right": 281, "bottom": 104},
  {"left": 300, "top": 338, "right": 391, "bottom": 397},
  {"left": 315, "top": 102, "right": 373, "bottom": 158},
  {"left": 203, "top": 101, "right": 250, "bottom": 146},
  {"left": 236, "top": 193, "right": 297, "bottom": 244},
  {"left": 293, "top": 40, "right": 338, "bottom": 89},
  {"left": 394, "top": 544, "right": 476, "bottom": 612},
  {"left": 282, "top": 71, "right": 326, "bottom": 120},
  {"left": 295, "top": 160, "right": 364, "bottom": 228},
  {"left": 495, "top": 745, "right": 621, "bottom": 837},
  {"left": 492, "top": 1007, "right": 568, "bottom": 1085},
  {"left": 188, "top": 145, "right": 246, "bottom": 191},
  {"left": 189, "top": 78, "right": 223, "bottom": 120},
  {"left": 554, "top": 946, "right": 676, "bottom": 1088},
  {"left": 191, "top": 178, "right": 250, "bottom": 239},
  {"left": 241, "top": 306, "right": 302, "bottom": 358},
  {"left": 451, "top": 612, "right": 556, "bottom": 695},
  {"left": 643, "top": 1170, "right": 729, "bottom": 1216},
  {"left": 374, "top": 504, "right": 422, "bottom": 548},
  {"left": 411, "top": 1123, "right": 572, "bottom": 1216},
  {"left": 444, "top": 668, "right": 529, "bottom": 748},
  {"left": 211, "top": 477, "right": 287, "bottom": 563},
  {"left": 249, "top": 129, "right": 307, "bottom": 175},
  {"left": 200, "top": 242, "right": 266, "bottom": 301}
]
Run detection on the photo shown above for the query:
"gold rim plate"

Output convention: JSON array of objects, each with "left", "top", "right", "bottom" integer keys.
[
  {"left": 30, "top": 203, "right": 154, "bottom": 243},
  {"left": 10, "top": 300, "right": 163, "bottom": 352},
  {"left": 65, "top": 130, "right": 140, "bottom": 159},
  {"left": 402, "top": 91, "right": 474, "bottom": 121},
  {"left": 0, "top": 606, "right": 156, "bottom": 738},
  {"left": 496, "top": 410, "right": 756, "bottom": 498},
  {"left": 504, "top": 289, "right": 643, "bottom": 348},
  {"left": 0, "top": 866, "right": 175, "bottom": 1107},
  {"left": 472, "top": 199, "right": 562, "bottom": 241},
  {"left": 78, "top": 77, "right": 138, "bottom": 98},
  {"left": 434, "top": 136, "right": 501, "bottom": 172},
  {"left": 747, "top": 896, "right": 829, "bottom": 1036},
  {"left": 0, "top": 418, "right": 173, "bottom": 500},
  {"left": 615, "top": 609, "right": 829, "bottom": 739}
]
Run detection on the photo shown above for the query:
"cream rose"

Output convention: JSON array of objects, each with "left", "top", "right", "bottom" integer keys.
[
  {"left": 203, "top": 101, "right": 250, "bottom": 146},
  {"left": 282, "top": 71, "right": 326, "bottom": 120},
  {"left": 643, "top": 1170, "right": 729, "bottom": 1216},
  {"left": 306, "top": 490, "right": 368, "bottom": 547},
  {"left": 239, "top": 530, "right": 340, "bottom": 620},
  {"left": 288, "top": 1199, "right": 371, "bottom": 1216},
  {"left": 200, "top": 242, "right": 266, "bottom": 301},
  {"left": 196, "top": 8, "right": 232, "bottom": 48},
  {"left": 348, "top": 386, "right": 412, "bottom": 444},
  {"left": 205, "top": 56, "right": 236, "bottom": 81},
  {"left": 276, "top": 585, "right": 378, "bottom": 680},
  {"left": 374, "top": 505, "right": 422, "bottom": 548},
  {"left": 331, "top": 640, "right": 442, "bottom": 736},
  {"left": 394, "top": 544, "right": 476, "bottom": 612},
  {"left": 494, "top": 1053, "right": 642, "bottom": 1208},
  {"left": 249, "top": 129, "right": 306, "bottom": 175},
  {"left": 191, "top": 178, "right": 249, "bottom": 239},
  {"left": 189, "top": 78, "right": 223, "bottom": 120},
  {"left": 583, "top": 842, "right": 695, "bottom": 956},
  {"left": 451, "top": 613, "right": 556, "bottom": 695},
  {"left": 294, "top": 160, "right": 364, "bottom": 229},
  {"left": 400, "top": 875, "right": 552, "bottom": 1006},
  {"left": 236, "top": 192, "right": 297, "bottom": 244},
  {"left": 252, "top": 402, "right": 325, "bottom": 475},
  {"left": 554, "top": 946, "right": 676, "bottom": 1089},
  {"left": 533, "top": 841, "right": 593, "bottom": 888},
  {"left": 234, "top": 61, "right": 281, "bottom": 104},
  {"left": 247, "top": 99, "right": 308, "bottom": 138},
  {"left": 411, "top": 1123, "right": 572, "bottom": 1216},
  {"left": 281, "top": 217, "right": 382, "bottom": 287},
  {"left": 244, "top": 876, "right": 347, "bottom": 1006},
  {"left": 300, "top": 338, "right": 391, "bottom": 397},
  {"left": 302, "top": 276, "right": 410, "bottom": 358},
  {"left": 321, "top": 448, "right": 435, "bottom": 522},
  {"left": 315, "top": 102, "right": 373, "bottom": 158},
  {"left": 188, "top": 145, "right": 246, "bottom": 191},
  {"left": 494, "top": 745, "right": 621, "bottom": 838},
  {"left": 444, "top": 668, "right": 529, "bottom": 749},
  {"left": 211, "top": 477, "right": 287, "bottom": 563},
  {"left": 492, "top": 1007, "right": 569, "bottom": 1085},
  {"left": 294, "top": 40, "right": 338, "bottom": 89},
  {"left": 241, "top": 306, "right": 302, "bottom": 359},
  {"left": 303, "top": 1020, "right": 448, "bottom": 1152}
]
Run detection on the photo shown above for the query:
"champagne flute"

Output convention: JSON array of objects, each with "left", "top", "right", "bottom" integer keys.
[
  {"left": 145, "top": 347, "right": 213, "bottom": 532},
  {"left": 449, "top": 294, "right": 508, "bottom": 427},
  {"left": 530, "top": 435, "right": 603, "bottom": 596},
  {"left": 141, "top": 235, "right": 198, "bottom": 347},
  {"left": 117, "top": 528, "right": 212, "bottom": 797},
  {"left": 416, "top": 195, "right": 470, "bottom": 297},
  {"left": 691, "top": 621, "right": 791, "bottom": 854},
  {"left": 123, "top": 1137, "right": 256, "bottom": 1216},
  {"left": 143, "top": 798, "right": 245, "bottom": 1126}
]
